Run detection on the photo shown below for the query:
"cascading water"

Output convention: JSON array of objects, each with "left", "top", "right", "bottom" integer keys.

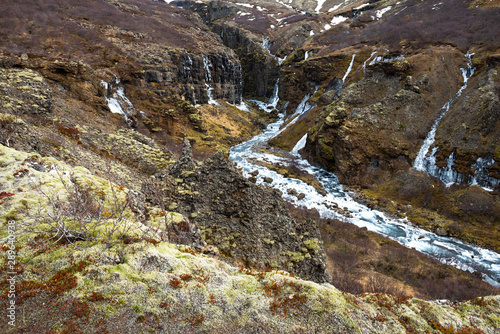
[
  {"left": 263, "top": 38, "right": 286, "bottom": 64},
  {"left": 101, "top": 78, "right": 134, "bottom": 125},
  {"left": 249, "top": 79, "right": 280, "bottom": 112},
  {"left": 362, "top": 50, "right": 377, "bottom": 71},
  {"left": 470, "top": 157, "right": 500, "bottom": 191},
  {"left": 230, "top": 90, "right": 500, "bottom": 287},
  {"left": 202, "top": 54, "right": 218, "bottom": 105},
  {"left": 414, "top": 52, "right": 475, "bottom": 173},
  {"left": 424, "top": 149, "right": 464, "bottom": 187},
  {"left": 274, "top": 92, "right": 316, "bottom": 137},
  {"left": 342, "top": 54, "right": 356, "bottom": 82},
  {"left": 291, "top": 134, "right": 307, "bottom": 156},
  {"left": 412, "top": 52, "right": 499, "bottom": 191}
]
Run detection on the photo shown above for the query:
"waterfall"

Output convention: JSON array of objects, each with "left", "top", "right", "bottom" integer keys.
[
  {"left": 262, "top": 38, "right": 272, "bottom": 56},
  {"left": 363, "top": 50, "right": 377, "bottom": 71},
  {"left": 234, "top": 60, "right": 243, "bottom": 105},
  {"left": 192, "top": 92, "right": 197, "bottom": 107},
  {"left": 250, "top": 79, "right": 280, "bottom": 112},
  {"left": 304, "top": 51, "right": 312, "bottom": 61},
  {"left": 202, "top": 54, "right": 218, "bottom": 105},
  {"left": 263, "top": 38, "right": 287, "bottom": 64},
  {"left": 424, "top": 150, "right": 464, "bottom": 186},
  {"left": 267, "top": 79, "right": 280, "bottom": 108},
  {"left": 470, "top": 157, "right": 500, "bottom": 191},
  {"left": 413, "top": 52, "right": 482, "bottom": 185},
  {"left": 182, "top": 55, "right": 193, "bottom": 83},
  {"left": 342, "top": 54, "right": 356, "bottom": 82},
  {"left": 285, "top": 93, "right": 314, "bottom": 126},
  {"left": 272, "top": 92, "right": 316, "bottom": 139},
  {"left": 291, "top": 134, "right": 307, "bottom": 156},
  {"left": 101, "top": 78, "right": 134, "bottom": 125}
]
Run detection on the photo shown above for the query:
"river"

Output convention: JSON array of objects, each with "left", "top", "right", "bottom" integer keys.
[{"left": 229, "top": 92, "right": 500, "bottom": 288}]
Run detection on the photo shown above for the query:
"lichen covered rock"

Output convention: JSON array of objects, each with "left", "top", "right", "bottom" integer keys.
[{"left": 172, "top": 153, "right": 329, "bottom": 283}]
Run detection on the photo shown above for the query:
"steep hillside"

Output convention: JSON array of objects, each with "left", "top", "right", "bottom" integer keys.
[
  {"left": 0, "top": 146, "right": 498, "bottom": 333},
  {"left": 1, "top": 0, "right": 500, "bottom": 332},
  {"left": 0, "top": 0, "right": 267, "bottom": 161}
]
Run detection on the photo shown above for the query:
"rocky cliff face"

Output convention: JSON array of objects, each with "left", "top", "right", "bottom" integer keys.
[
  {"left": 175, "top": 0, "right": 281, "bottom": 100},
  {"left": 302, "top": 47, "right": 468, "bottom": 187},
  {"left": 431, "top": 53, "right": 500, "bottom": 181},
  {"left": 212, "top": 23, "right": 279, "bottom": 99},
  {"left": 166, "top": 51, "right": 243, "bottom": 105}
]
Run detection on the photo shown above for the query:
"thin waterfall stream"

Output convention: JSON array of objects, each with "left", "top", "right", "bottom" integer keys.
[
  {"left": 412, "top": 52, "right": 499, "bottom": 190},
  {"left": 230, "top": 86, "right": 500, "bottom": 288}
]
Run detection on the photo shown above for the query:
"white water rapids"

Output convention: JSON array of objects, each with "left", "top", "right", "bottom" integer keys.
[{"left": 230, "top": 93, "right": 500, "bottom": 287}]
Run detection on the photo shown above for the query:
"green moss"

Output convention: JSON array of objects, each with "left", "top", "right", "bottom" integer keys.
[
  {"left": 303, "top": 238, "right": 320, "bottom": 253},
  {"left": 487, "top": 313, "right": 500, "bottom": 327},
  {"left": 318, "top": 139, "right": 335, "bottom": 161},
  {"left": 282, "top": 251, "right": 305, "bottom": 262}
]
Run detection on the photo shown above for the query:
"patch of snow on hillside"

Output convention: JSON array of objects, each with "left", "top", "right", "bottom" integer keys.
[
  {"left": 375, "top": 6, "right": 392, "bottom": 19},
  {"left": 274, "top": 0, "right": 294, "bottom": 10},
  {"left": 355, "top": 3, "right": 370, "bottom": 10},
  {"left": 316, "top": 0, "right": 327, "bottom": 12},
  {"left": 331, "top": 16, "right": 348, "bottom": 25},
  {"left": 328, "top": 4, "right": 341, "bottom": 12},
  {"left": 235, "top": 2, "right": 253, "bottom": 8},
  {"left": 432, "top": 2, "right": 444, "bottom": 10}
]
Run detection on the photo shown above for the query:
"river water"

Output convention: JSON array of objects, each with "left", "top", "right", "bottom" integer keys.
[{"left": 229, "top": 94, "right": 500, "bottom": 287}]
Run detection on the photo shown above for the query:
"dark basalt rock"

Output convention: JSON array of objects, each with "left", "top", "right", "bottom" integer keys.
[
  {"left": 173, "top": 152, "right": 329, "bottom": 283},
  {"left": 169, "top": 51, "right": 243, "bottom": 105},
  {"left": 169, "top": 138, "right": 196, "bottom": 177}
]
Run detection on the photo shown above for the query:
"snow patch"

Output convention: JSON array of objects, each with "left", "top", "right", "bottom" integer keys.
[
  {"left": 315, "top": 0, "right": 327, "bottom": 13},
  {"left": 375, "top": 6, "right": 392, "bottom": 19},
  {"left": 331, "top": 15, "right": 348, "bottom": 26}
]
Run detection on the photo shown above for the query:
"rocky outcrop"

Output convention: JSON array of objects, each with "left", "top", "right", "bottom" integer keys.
[
  {"left": 166, "top": 51, "right": 243, "bottom": 105},
  {"left": 212, "top": 22, "right": 280, "bottom": 99},
  {"left": 141, "top": 51, "right": 242, "bottom": 105},
  {"left": 170, "top": 152, "right": 329, "bottom": 283},
  {"left": 168, "top": 138, "right": 196, "bottom": 176},
  {"left": 173, "top": 1, "right": 281, "bottom": 99},
  {"left": 430, "top": 54, "right": 500, "bottom": 184}
]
